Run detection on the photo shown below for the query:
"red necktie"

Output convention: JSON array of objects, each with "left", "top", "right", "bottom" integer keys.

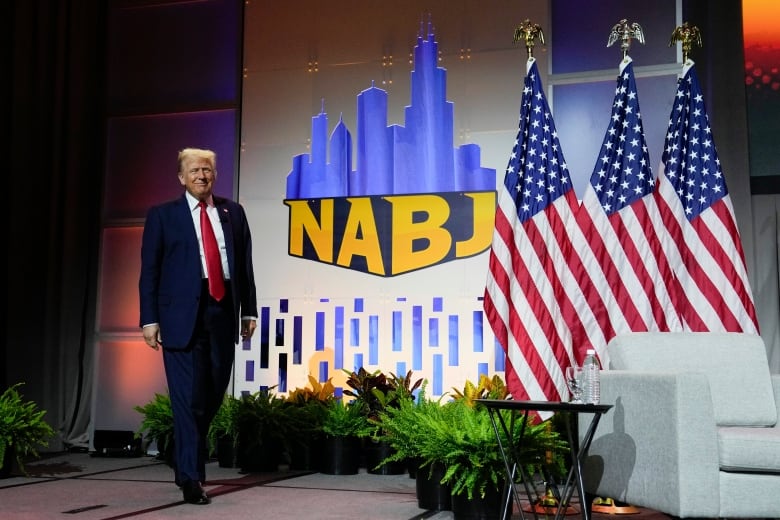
[{"left": 199, "top": 201, "right": 225, "bottom": 301}]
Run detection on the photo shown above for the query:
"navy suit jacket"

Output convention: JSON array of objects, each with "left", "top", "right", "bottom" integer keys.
[{"left": 139, "top": 194, "right": 258, "bottom": 348}]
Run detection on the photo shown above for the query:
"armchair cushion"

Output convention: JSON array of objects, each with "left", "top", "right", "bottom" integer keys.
[
  {"left": 718, "top": 426, "right": 780, "bottom": 473},
  {"left": 607, "top": 332, "right": 777, "bottom": 427}
]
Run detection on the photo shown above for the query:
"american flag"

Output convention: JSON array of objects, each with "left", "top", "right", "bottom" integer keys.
[
  {"left": 484, "top": 58, "right": 580, "bottom": 403},
  {"left": 571, "top": 57, "right": 682, "bottom": 365},
  {"left": 653, "top": 60, "right": 759, "bottom": 333}
]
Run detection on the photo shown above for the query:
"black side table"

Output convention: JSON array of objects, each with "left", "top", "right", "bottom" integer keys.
[{"left": 475, "top": 399, "right": 613, "bottom": 520}]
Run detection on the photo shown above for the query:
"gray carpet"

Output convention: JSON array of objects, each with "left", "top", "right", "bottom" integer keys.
[{"left": 0, "top": 451, "right": 673, "bottom": 519}]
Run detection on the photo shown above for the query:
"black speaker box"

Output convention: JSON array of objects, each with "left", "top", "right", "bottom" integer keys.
[{"left": 92, "top": 429, "right": 142, "bottom": 457}]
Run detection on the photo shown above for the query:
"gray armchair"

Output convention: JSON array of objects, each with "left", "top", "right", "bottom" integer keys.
[{"left": 581, "top": 332, "right": 780, "bottom": 518}]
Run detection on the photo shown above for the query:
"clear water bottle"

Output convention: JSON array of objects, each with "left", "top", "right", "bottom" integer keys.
[{"left": 581, "top": 349, "right": 600, "bottom": 404}]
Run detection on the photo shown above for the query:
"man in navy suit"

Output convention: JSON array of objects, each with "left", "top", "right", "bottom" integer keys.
[{"left": 139, "top": 147, "right": 257, "bottom": 505}]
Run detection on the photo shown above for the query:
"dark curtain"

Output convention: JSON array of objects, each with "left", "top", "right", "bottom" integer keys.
[{"left": 8, "top": 0, "right": 106, "bottom": 449}]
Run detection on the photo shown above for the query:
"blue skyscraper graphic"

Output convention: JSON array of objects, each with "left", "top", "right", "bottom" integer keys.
[{"left": 286, "top": 22, "right": 495, "bottom": 199}]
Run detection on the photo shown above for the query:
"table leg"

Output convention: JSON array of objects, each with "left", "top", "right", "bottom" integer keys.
[
  {"left": 487, "top": 408, "right": 536, "bottom": 520},
  {"left": 562, "top": 411, "right": 604, "bottom": 520}
]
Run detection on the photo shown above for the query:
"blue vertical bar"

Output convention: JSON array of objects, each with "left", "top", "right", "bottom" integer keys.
[
  {"left": 280, "top": 298, "right": 289, "bottom": 313},
  {"left": 369, "top": 315, "right": 379, "bottom": 365},
  {"left": 472, "top": 310, "right": 483, "bottom": 352},
  {"left": 335, "top": 306, "right": 344, "bottom": 372},
  {"left": 412, "top": 305, "right": 422, "bottom": 370},
  {"left": 433, "top": 354, "right": 443, "bottom": 395},
  {"left": 448, "top": 315, "right": 459, "bottom": 366},
  {"left": 429, "top": 317, "right": 439, "bottom": 347},
  {"left": 354, "top": 353, "right": 364, "bottom": 372},
  {"left": 315, "top": 311, "right": 325, "bottom": 351},
  {"left": 396, "top": 361, "right": 406, "bottom": 377},
  {"left": 293, "top": 316, "right": 303, "bottom": 364},
  {"left": 260, "top": 307, "right": 270, "bottom": 369},
  {"left": 494, "top": 337, "right": 506, "bottom": 371},
  {"left": 354, "top": 297, "right": 364, "bottom": 312},
  {"left": 477, "top": 362, "right": 488, "bottom": 382},
  {"left": 275, "top": 318, "right": 285, "bottom": 346},
  {"left": 392, "top": 311, "right": 402, "bottom": 352},
  {"left": 278, "top": 353, "right": 288, "bottom": 392},
  {"left": 350, "top": 318, "right": 360, "bottom": 346},
  {"left": 245, "top": 360, "right": 254, "bottom": 382},
  {"left": 432, "top": 296, "right": 443, "bottom": 312}
]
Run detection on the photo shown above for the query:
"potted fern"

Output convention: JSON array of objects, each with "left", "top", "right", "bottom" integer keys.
[
  {"left": 207, "top": 392, "right": 241, "bottom": 467},
  {"left": 133, "top": 392, "right": 175, "bottom": 466},
  {"left": 235, "top": 387, "right": 292, "bottom": 472},
  {"left": 374, "top": 380, "right": 454, "bottom": 510},
  {"left": 319, "top": 397, "right": 372, "bottom": 475},
  {"left": 413, "top": 375, "right": 568, "bottom": 519},
  {"left": 0, "top": 383, "right": 56, "bottom": 477}
]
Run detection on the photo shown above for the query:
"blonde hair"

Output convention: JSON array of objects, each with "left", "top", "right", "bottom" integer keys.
[{"left": 177, "top": 148, "right": 216, "bottom": 172}]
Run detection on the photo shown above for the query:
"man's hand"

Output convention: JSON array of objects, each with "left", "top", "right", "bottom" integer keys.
[
  {"left": 143, "top": 324, "right": 162, "bottom": 350},
  {"left": 241, "top": 319, "right": 257, "bottom": 340}
]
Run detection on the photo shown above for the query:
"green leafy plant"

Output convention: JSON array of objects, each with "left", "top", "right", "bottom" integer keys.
[
  {"left": 284, "top": 376, "right": 336, "bottom": 440},
  {"left": 373, "top": 380, "right": 449, "bottom": 464},
  {"left": 285, "top": 375, "right": 336, "bottom": 406},
  {"left": 207, "top": 392, "right": 241, "bottom": 457},
  {"left": 344, "top": 368, "right": 423, "bottom": 437},
  {"left": 236, "top": 387, "right": 290, "bottom": 445},
  {"left": 283, "top": 376, "right": 336, "bottom": 468},
  {"left": 450, "top": 373, "right": 509, "bottom": 406},
  {"left": 342, "top": 367, "right": 395, "bottom": 421},
  {"left": 422, "top": 398, "right": 567, "bottom": 500},
  {"left": 0, "top": 383, "right": 56, "bottom": 475},
  {"left": 380, "top": 375, "right": 569, "bottom": 501},
  {"left": 133, "top": 392, "right": 174, "bottom": 459},
  {"left": 321, "top": 398, "right": 373, "bottom": 438},
  {"left": 386, "top": 370, "right": 424, "bottom": 403}
]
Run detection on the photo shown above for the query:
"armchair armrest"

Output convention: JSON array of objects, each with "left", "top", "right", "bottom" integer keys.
[{"left": 580, "top": 371, "right": 720, "bottom": 518}]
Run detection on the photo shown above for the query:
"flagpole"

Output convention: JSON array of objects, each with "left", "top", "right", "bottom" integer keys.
[{"left": 586, "top": 18, "right": 651, "bottom": 518}]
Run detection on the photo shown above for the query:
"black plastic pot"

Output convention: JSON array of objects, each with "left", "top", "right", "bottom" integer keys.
[
  {"left": 287, "top": 434, "right": 322, "bottom": 471},
  {"left": 363, "top": 439, "right": 406, "bottom": 475},
  {"left": 319, "top": 435, "right": 361, "bottom": 475},
  {"left": 216, "top": 435, "right": 238, "bottom": 468},
  {"left": 415, "top": 461, "right": 451, "bottom": 511},
  {"left": 0, "top": 446, "right": 15, "bottom": 478},
  {"left": 450, "top": 482, "right": 510, "bottom": 520},
  {"left": 238, "top": 437, "right": 283, "bottom": 472}
]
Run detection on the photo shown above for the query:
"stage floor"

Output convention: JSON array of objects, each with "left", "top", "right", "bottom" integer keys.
[{"left": 0, "top": 450, "right": 674, "bottom": 519}]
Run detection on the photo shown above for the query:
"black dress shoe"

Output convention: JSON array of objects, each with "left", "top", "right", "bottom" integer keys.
[{"left": 181, "top": 480, "right": 210, "bottom": 505}]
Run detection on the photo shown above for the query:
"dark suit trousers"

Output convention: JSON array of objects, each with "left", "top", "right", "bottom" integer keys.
[{"left": 163, "top": 282, "right": 235, "bottom": 485}]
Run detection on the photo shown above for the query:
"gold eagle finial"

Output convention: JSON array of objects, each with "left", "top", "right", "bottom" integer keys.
[
  {"left": 670, "top": 22, "right": 703, "bottom": 63},
  {"left": 607, "top": 19, "right": 645, "bottom": 60},
  {"left": 513, "top": 19, "right": 545, "bottom": 59}
]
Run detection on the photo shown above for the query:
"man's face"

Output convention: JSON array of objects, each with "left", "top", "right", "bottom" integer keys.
[{"left": 179, "top": 157, "right": 216, "bottom": 200}]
